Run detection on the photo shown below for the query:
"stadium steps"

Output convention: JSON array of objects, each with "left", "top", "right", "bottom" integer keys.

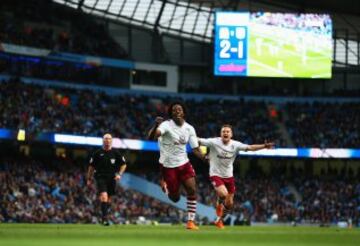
[
  {"left": 119, "top": 172, "right": 218, "bottom": 221},
  {"left": 268, "top": 105, "right": 294, "bottom": 147},
  {"left": 287, "top": 184, "right": 302, "bottom": 203},
  {"left": 276, "top": 122, "right": 294, "bottom": 147}
]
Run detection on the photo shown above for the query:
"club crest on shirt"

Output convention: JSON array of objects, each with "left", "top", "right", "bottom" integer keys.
[
  {"left": 179, "top": 135, "right": 187, "bottom": 144},
  {"left": 110, "top": 158, "right": 116, "bottom": 164}
]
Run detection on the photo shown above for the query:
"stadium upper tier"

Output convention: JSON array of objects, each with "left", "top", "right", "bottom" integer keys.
[
  {"left": 0, "top": 77, "right": 359, "bottom": 148},
  {"left": 1, "top": 0, "right": 359, "bottom": 67},
  {"left": 0, "top": 2, "right": 127, "bottom": 59}
]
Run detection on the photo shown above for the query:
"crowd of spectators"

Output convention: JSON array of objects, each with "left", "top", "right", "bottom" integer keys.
[
  {"left": 251, "top": 13, "right": 332, "bottom": 35},
  {"left": 0, "top": 157, "right": 184, "bottom": 224},
  {"left": 285, "top": 102, "right": 360, "bottom": 148},
  {"left": 217, "top": 165, "right": 359, "bottom": 226},
  {"left": 2, "top": 78, "right": 360, "bottom": 148},
  {"left": 1, "top": 157, "right": 359, "bottom": 226},
  {"left": 0, "top": 1, "right": 127, "bottom": 59},
  {"left": 0, "top": 78, "right": 283, "bottom": 146}
]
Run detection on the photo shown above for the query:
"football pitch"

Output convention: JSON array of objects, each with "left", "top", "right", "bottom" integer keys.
[
  {"left": 248, "top": 24, "right": 332, "bottom": 78},
  {"left": 0, "top": 224, "right": 359, "bottom": 246}
]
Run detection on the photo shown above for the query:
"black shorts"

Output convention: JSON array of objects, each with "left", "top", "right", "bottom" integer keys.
[{"left": 95, "top": 176, "right": 116, "bottom": 196}]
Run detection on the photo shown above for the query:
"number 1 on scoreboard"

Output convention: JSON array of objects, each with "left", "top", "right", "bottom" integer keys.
[{"left": 237, "top": 41, "right": 244, "bottom": 59}]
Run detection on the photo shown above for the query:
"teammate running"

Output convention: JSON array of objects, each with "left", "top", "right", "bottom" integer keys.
[{"left": 199, "top": 124, "right": 274, "bottom": 229}]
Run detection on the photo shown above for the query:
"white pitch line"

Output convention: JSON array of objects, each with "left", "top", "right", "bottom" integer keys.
[{"left": 249, "top": 59, "right": 293, "bottom": 77}]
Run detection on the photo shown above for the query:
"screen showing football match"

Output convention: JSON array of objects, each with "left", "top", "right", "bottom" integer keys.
[{"left": 214, "top": 12, "right": 333, "bottom": 78}]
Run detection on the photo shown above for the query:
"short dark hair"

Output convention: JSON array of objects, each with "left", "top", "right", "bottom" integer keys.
[
  {"left": 168, "top": 101, "right": 187, "bottom": 119},
  {"left": 221, "top": 124, "right": 233, "bottom": 131}
]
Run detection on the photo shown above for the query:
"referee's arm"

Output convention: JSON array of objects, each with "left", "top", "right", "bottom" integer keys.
[{"left": 114, "top": 155, "right": 127, "bottom": 181}]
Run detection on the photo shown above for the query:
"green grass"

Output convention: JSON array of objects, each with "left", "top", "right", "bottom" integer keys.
[
  {"left": 247, "top": 24, "right": 332, "bottom": 78},
  {"left": 0, "top": 224, "right": 359, "bottom": 246}
]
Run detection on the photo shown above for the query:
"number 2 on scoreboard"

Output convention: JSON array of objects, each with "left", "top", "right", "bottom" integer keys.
[{"left": 220, "top": 40, "right": 244, "bottom": 59}]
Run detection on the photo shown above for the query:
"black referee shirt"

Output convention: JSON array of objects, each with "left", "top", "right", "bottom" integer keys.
[{"left": 89, "top": 148, "right": 126, "bottom": 178}]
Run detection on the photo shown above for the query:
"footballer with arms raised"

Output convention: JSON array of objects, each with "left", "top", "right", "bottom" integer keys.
[
  {"left": 87, "top": 133, "right": 127, "bottom": 226},
  {"left": 148, "top": 102, "right": 208, "bottom": 230},
  {"left": 199, "top": 124, "right": 274, "bottom": 229}
]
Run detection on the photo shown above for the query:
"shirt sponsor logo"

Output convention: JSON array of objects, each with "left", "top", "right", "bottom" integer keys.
[{"left": 217, "top": 151, "right": 233, "bottom": 159}]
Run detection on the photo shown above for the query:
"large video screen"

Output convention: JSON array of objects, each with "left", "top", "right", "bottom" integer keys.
[{"left": 214, "top": 12, "right": 332, "bottom": 78}]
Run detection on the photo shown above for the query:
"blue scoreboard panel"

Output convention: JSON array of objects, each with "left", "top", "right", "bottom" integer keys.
[{"left": 214, "top": 12, "right": 332, "bottom": 78}]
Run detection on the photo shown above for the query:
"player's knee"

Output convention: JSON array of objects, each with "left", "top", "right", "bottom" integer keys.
[
  {"left": 218, "top": 190, "right": 228, "bottom": 199},
  {"left": 169, "top": 194, "right": 180, "bottom": 203}
]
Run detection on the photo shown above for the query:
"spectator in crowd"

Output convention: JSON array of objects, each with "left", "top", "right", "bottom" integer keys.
[
  {"left": 1, "top": 157, "right": 359, "bottom": 226},
  {"left": 0, "top": 78, "right": 284, "bottom": 146}
]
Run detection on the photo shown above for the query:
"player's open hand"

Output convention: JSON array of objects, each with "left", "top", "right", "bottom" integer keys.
[
  {"left": 155, "top": 116, "right": 164, "bottom": 125},
  {"left": 264, "top": 140, "right": 275, "bottom": 149}
]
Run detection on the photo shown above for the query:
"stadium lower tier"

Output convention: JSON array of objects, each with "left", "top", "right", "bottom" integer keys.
[{"left": 0, "top": 157, "right": 359, "bottom": 226}]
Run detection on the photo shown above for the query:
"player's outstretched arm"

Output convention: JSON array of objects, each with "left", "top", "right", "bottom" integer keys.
[
  {"left": 198, "top": 137, "right": 211, "bottom": 147},
  {"left": 246, "top": 141, "right": 275, "bottom": 151},
  {"left": 147, "top": 116, "right": 164, "bottom": 140}
]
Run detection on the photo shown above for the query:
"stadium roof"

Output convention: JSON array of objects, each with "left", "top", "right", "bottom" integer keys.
[
  {"left": 52, "top": 0, "right": 360, "bottom": 43},
  {"left": 192, "top": 0, "right": 360, "bottom": 16}
]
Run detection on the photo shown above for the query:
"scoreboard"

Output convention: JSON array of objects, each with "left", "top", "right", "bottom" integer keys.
[
  {"left": 214, "top": 12, "right": 333, "bottom": 78},
  {"left": 214, "top": 12, "right": 250, "bottom": 76}
]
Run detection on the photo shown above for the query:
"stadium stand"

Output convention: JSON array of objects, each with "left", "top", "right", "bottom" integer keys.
[
  {"left": 0, "top": 157, "right": 184, "bottom": 224},
  {"left": 0, "top": 0, "right": 127, "bottom": 58},
  {"left": 1, "top": 157, "right": 359, "bottom": 226},
  {"left": 2, "top": 78, "right": 360, "bottom": 147},
  {"left": 285, "top": 102, "right": 360, "bottom": 148},
  {"left": 0, "top": 78, "right": 284, "bottom": 146}
]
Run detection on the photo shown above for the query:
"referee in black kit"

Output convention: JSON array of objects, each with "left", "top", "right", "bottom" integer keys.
[{"left": 86, "top": 133, "right": 127, "bottom": 226}]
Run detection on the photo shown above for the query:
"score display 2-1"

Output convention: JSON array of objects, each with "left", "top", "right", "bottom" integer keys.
[
  {"left": 218, "top": 26, "right": 248, "bottom": 75},
  {"left": 214, "top": 12, "right": 249, "bottom": 76}
]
